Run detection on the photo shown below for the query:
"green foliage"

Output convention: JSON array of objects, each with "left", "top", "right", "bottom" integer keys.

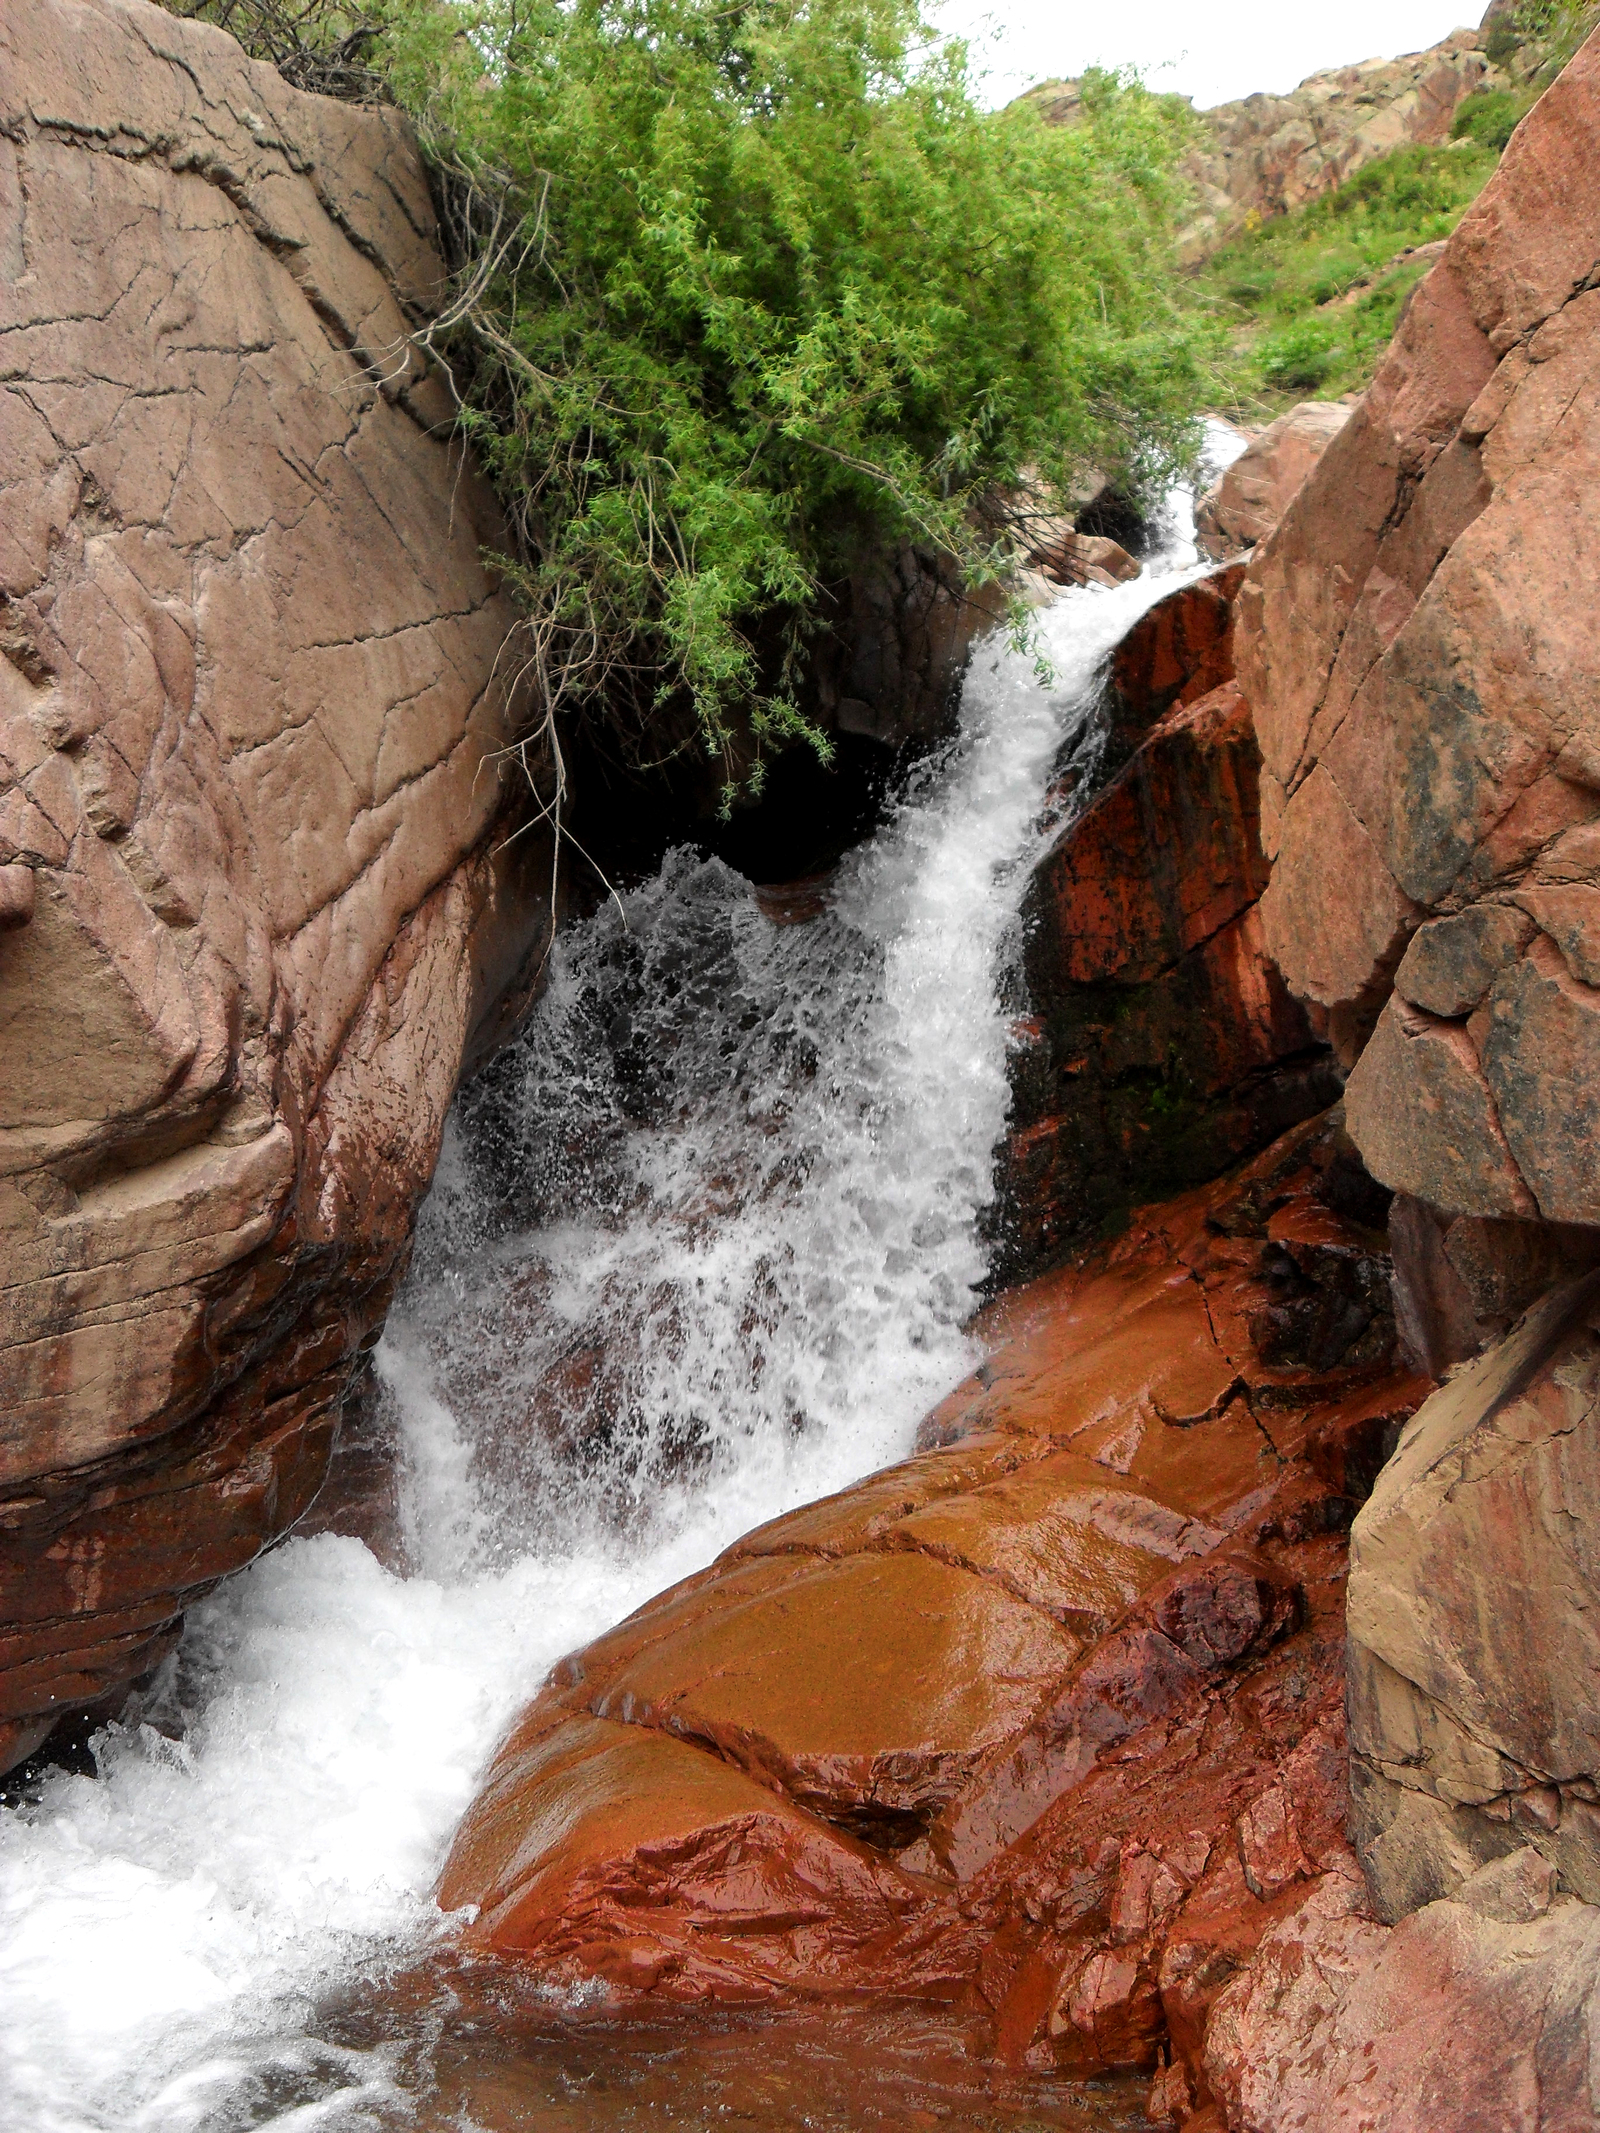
[
  {"left": 1197, "top": 141, "right": 1501, "bottom": 415},
  {"left": 1451, "top": 88, "right": 1529, "bottom": 150},
  {"left": 1502, "top": 0, "right": 1600, "bottom": 78},
  {"left": 419, "top": 4, "right": 1205, "bottom": 792},
  {"left": 1255, "top": 318, "right": 1338, "bottom": 394},
  {"left": 165, "top": 0, "right": 1206, "bottom": 799}
]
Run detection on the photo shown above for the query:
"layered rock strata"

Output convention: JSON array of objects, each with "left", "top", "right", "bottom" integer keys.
[
  {"left": 994, "top": 569, "right": 1339, "bottom": 1279},
  {"left": 441, "top": 1111, "right": 1428, "bottom": 2118},
  {"left": 0, "top": 0, "right": 549, "bottom": 1770}
]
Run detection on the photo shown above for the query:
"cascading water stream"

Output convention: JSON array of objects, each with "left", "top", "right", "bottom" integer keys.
[{"left": 0, "top": 433, "right": 1244, "bottom": 2132}]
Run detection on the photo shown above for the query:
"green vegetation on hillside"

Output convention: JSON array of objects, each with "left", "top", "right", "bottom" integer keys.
[
  {"left": 1197, "top": 140, "right": 1505, "bottom": 415},
  {"left": 161, "top": 0, "right": 1205, "bottom": 803},
  {"left": 1487, "top": 0, "right": 1600, "bottom": 81}
]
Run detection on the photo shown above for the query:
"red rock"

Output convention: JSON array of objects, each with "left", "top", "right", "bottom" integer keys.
[
  {"left": 439, "top": 1714, "right": 946, "bottom": 1998},
  {"left": 439, "top": 1112, "right": 1428, "bottom": 2110},
  {"left": 1385, "top": 1195, "right": 1600, "bottom": 1378},
  {"left": 0, "top": 0, "right": 552, "bottom": 1767},
  {"left": 1031, "top": 31, "right": 1498, "bottom": 259},
  {"left": 1195, "top": 403, "right": 1351, "bottom": 560},
  {"left": 1102, "top": 566, "right": 1245, "bottom": 763},
  {"left": 1042, "top": 684, "right": 1267, "bottom": 988},
  {"left": 1060, "top": 534, "right": 1142, "bottom": 589},
  {"left": 1177, "top": 32, "right": 1501, "bottom": 253},
  {"left": 1010, "top": 498, "right": 1141, "bottom": 591},
  {"left": 994, "top": 571, "right": 1337, "bottom": 1279},
  {"left": 591, "top": 1548, "right": 1079, "bottom": 1826},
  {"left": 1205, "top": 1853, "right": 1600, "bottom": 2132},
  {"left": 1347, "top": 1276, "right": 1600, "bottom": 1919},
  {"left": 1242, "top": 26, "right": 1600, "bottom": 1234}
]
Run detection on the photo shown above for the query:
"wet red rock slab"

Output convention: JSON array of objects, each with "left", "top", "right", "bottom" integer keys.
[
  {"left": 328, "top": 1965, "right": 1150, "bottom": 2132},
  {"left": 437, "top": 1108, "right": 1432, "bottom": 2122}
]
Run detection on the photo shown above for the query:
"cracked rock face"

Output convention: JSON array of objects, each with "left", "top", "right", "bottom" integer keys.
[
  {"left": 0, "top": 0, "right": 550, "bottom": 1771},
  {"left": 1180, "top": 30, "right": 1498, "bottom": 256},
  {"left": 438, "top": 1111, "right": 1430, "bottom": 2118},
  {"left": 1241, "top": 27, "right": 1600, "bottom": 1237},
  {"left": 1195, "top": 402, "right": 1351, "bottom": 562},
  {"left": 1205, "top": 1851, "right": 1600, "bottom": 2133},
  {"left": 1347, "top": 1274, "right": 1600, "bottom": 1920},
  {"left": 993, "top": 568, "right": 1341, "bottom": 1283}
]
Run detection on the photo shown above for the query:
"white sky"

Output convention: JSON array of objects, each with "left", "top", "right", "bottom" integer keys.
[{"left": 932, "top": 0, "right": 1487, "bottom": 110}]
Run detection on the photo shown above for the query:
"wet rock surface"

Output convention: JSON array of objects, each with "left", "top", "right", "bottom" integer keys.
[
  {"left": 0, "top": 0, "right": 550, "bottom": 1770},
  {"left": 441, "top": 1110, "right": 1428, "bottom": 2118},
  {"left": 994, "top": 571, "right": 1338, "bottom": 1281}
]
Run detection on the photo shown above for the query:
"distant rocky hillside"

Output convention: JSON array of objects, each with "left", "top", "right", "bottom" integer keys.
[{"left": 1024, "top": 13, "right": 1505, "bottom": 256}]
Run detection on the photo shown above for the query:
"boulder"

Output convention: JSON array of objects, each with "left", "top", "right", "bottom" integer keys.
[
  {"left": 1100, "top": 565, "right": 1245, "bottom": 767},
  {"left": 1205, "top": 1853, "right": 1600, "bottom": 2132},
  {"left": 1346, "top": 1275, "right": 1600, "bottom": 1919},
  {"left": 1195, "top": 403, "right": 1352, "bottom": 560},
  {"left": 816, "top": 544, "right": 1004, "bottom": 750},
  {"left": 992, "top": 571, "right": 1339, "bottom": 1280},
  {"left": 999, "top": 482, "right": 1144, "bottom": 592},
  {"left": 441, "top": 1111, "right": 1431, "bottom": 2115},
  {"left": 0, "top": 0, "right": 551, "bottom": 1768},
  {"left": 1242, "top": 25, "right": 1600, "bottom": 1252}
]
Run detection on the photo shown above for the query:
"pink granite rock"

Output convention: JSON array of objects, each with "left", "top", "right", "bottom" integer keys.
[{"left": 0, "top": 0, "right": 551, "bottom": 1765}]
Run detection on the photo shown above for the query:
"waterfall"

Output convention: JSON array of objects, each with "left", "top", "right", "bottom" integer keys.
[{"left": 0, "top": 435, "right": 1243, "bottom": 2131}]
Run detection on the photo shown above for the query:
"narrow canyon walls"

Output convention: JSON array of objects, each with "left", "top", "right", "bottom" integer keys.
[{"left": 0, "top": 0, "right": 550, "bottom": 1771}]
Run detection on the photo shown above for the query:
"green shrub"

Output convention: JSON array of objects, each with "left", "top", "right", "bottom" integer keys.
[
  {"left": 166, "top": 0, "right": 1204, "bottom": 800},
  {"left": 1451, "top": 88, "right": 1527, "bottom": 150},
  {"left": 1483, "top": 0, "right": 1600, "bottom": 78},
  {"left": 1257, "top": 319, "right": 1338, "bottom": 393},
  {"left": 1196, "top": 141, "right": 1500, "bottom": 414}
]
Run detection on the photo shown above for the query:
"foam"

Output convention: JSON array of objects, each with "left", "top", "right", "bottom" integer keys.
[{"left": 0, "top": 426, "right": 1244, "bottom": 2129}]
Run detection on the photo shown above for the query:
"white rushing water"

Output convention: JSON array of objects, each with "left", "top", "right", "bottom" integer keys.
[{"left": 0, "top": 436, "right": 1243, "bottom": 2132}]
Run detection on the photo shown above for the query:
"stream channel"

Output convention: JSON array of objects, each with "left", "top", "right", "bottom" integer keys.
[{"left": 1, "top": 435, "right": 1244, "bottom": 2133}]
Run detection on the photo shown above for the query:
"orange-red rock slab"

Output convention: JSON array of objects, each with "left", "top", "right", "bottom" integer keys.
[
  {"left": 718, "top": 1432, "right": 1056, "bottom": 1562},
  {"left": 886, "top": 1452, "right": 1222, "bottom": 1632},
  {"left": 441, "top": 1714, "right": 947, "bottom": 2000},
  {"left": 590, "top": 1549, "right": 1078, "bottom": 1819}
]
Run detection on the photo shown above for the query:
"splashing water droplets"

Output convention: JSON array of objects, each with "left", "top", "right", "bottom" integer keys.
[{"left": 0, "top": 434, "right": 1245, "bottom": 2131}]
